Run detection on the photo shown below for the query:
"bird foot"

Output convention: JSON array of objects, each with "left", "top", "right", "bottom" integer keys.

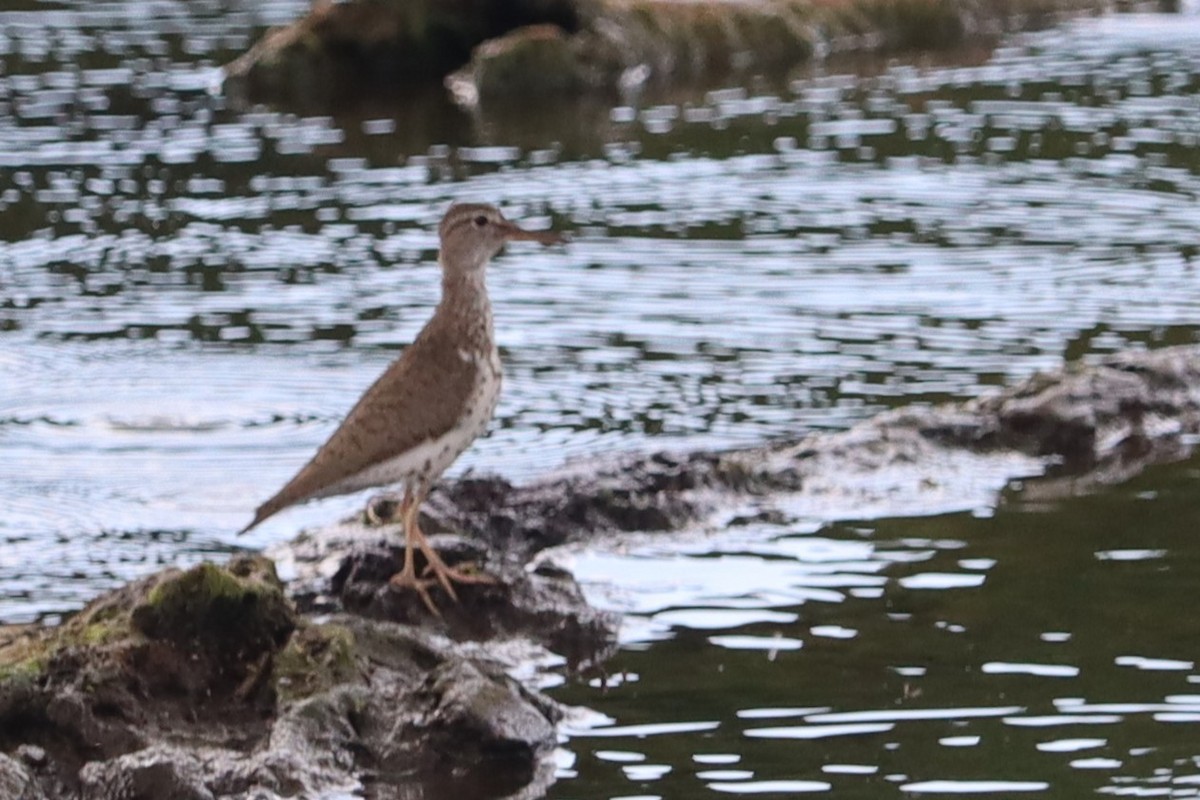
[
  {"left": 425, "top": 549, "right": 498, "bottom": 601},
  {"left": 388, "top": 568, "right": 446, "bottom": 614},
  {"left": 388, "top": 559, "right": 495, "bottom": 616},
  {"left": 364, "top": 494, "right": 405, "bottom": 526},
  {"left": 387, "top": 571, "right": 443, "bottom": 616},
  {"left": 423, "top": 561, "right": 495, "bottom": 588}
]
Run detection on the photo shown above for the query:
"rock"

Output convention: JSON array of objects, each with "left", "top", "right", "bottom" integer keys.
[
  {"left": 130, "top": 557, "right": 294, "bottom": 658},
  {"left": 223, "top": 0, "right": 581, "bottom": 108},
  {"left": 0, "top": 752, "right": 47, "bottom": 800},
  {"left": 78, "top": 748, "right": 217, "bottom": 800},
  {"left": 223, "top": 0, "right": 1115, "bottom": 109},
  {"left": 8, "top": 344, "right": 1200, "bottom": 798},
  {"left": 429, "top": 659, "right": 559, "bottom": 755},
  {"left": 281, "top": 527, "right": 618, "bottom": 668},
  {"left": 416, "top": 659, "right": 559, "bottom": 794},
  {"left": 0, "top": 548, "right": 599, "bottom": 798},
  {"left": 270, "top": 622, "right": 358, "bottom": 703},
  {"left": 408, "top": 344, "right": 1200, "bottom": 545}
]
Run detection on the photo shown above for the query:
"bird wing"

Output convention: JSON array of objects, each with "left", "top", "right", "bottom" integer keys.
[{"left": 240, "top": 318, "right": 480, "bottom": 533}]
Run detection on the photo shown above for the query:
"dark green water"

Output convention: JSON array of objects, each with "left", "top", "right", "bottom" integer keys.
[
  {"left": 2, "top": 2, "right": 1200, "bottom": 797},
  {"left": 549, "top": 455, "right": 1200, "bottom": 797}
]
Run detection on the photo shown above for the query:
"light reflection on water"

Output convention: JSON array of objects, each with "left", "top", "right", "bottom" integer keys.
[
  {"left": 548, "top": 455, "right": 1200, "bottom": 798},
  {"left": 2, "top": 4, "right": 1200, "bottom": 798}
]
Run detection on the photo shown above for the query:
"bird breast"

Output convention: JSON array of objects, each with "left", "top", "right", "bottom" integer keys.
[
  {"left": 332, "top": 346, "right": 502, "bottom": 493},
  {"left": 456, "top": 345, "right": 503, "bottom": 449}
]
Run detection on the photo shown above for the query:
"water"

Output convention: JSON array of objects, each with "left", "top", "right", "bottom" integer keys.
[
  {"left": 2, "top": 2, "right": 1200, "bottom": 796},
  {"left": 549, "top": 456, "right": 1200, "bottom": 798}
]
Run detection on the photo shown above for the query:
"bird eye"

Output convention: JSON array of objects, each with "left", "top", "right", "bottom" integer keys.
[{"left": 473, "top": 215, "right": 488, "bottom": 227}]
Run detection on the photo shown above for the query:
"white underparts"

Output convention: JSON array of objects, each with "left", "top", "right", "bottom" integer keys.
[{"left": 319, "top": 348, "right": 503, "bottom": 499}]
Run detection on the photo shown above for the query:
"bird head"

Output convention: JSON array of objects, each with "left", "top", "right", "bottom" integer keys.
[{"left": 438, "top": 203, "right": 563, "bottom": 274}]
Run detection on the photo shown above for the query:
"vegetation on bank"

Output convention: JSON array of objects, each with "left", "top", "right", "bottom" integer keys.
[{"left": 224, "top": 0, "right": 1119, "bottom": 107}]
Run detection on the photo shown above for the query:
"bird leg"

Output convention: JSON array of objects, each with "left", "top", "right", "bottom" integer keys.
[
  {"left": 387, "top": 485, "right": 494, "bottom": 611},
  {"left": 411, "top": 503, "right": 497, "bottom": 594},
  {"left": 393, "top": 485, "right": 419, "bottom": 583},
  {"left": 387, "top": 486, "right": 440, "bottom": 615}
]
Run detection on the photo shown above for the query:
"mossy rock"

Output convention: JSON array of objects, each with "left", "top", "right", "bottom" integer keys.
[
  {"left": 272, "top": 623, "right": 360, "bottom": 703},
  {"left": 0, "top": 627, "right": 45, "bottom": 684},
  {"left": 131, "top": 556, "right": 295, "bottom": 658},
  {"left": 0, "top": 557, "right": 295, "bottom": 691}
]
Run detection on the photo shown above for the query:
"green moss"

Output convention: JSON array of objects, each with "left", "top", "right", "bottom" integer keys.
[
  {"left": 132, "top": 558, "right": 295, "bottom": 655},
  {"left": 53, "top": 584, "right": 140, "bottom": 653},
  {"left": 0, "top": 655, "right": 45, "bottom": 684},
  {"left": 0, "top": 624, "right": 51, "bottom": 686},
  {"left": 1, "top": 555, "right": 303, "bottom": 731},
  {"left": 74, "top": 619, "right": 125, "bottom": 647},
  {"left": 147, "top": 562, "right": 236, "bottom": 607},
  {"left": 273, "top": 624, "right": 360, "bottom": 703},
  {"left": 1, "top": 586, "right": 143, "bottom": 689}
]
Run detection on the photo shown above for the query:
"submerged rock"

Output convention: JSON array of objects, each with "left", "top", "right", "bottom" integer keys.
[
  {"left": 416, "top": 344, "right": 1200, "bottom": 548},
  {"left": 926, "top": 345, "right": 1200, "bottom": 500}
]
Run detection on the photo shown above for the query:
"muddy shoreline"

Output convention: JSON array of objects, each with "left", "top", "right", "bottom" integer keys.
[{"left": 4, "top": 344, "right": 1200, "bottom": 797}]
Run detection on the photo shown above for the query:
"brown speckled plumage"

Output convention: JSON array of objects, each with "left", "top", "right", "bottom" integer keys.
[{"left": 240, "top": 203, "right": 562, "bottom": 537}]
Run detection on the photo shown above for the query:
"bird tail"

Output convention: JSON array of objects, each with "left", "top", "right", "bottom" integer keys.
[
  {"left": 237, "top": 462, "right": 327, "bottom": 534},
  {"left": 237, "top": 498, "right": 283, "bottom": 536}
]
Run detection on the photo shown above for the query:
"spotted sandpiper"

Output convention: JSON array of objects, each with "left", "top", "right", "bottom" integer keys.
[{"left": 240, "top": 203, "right": 564, "bottom": 609}]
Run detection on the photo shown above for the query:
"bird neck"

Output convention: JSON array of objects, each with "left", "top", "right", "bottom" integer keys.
[{"left": 438, "top": 263, "right": 494, "bottom": 352}]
